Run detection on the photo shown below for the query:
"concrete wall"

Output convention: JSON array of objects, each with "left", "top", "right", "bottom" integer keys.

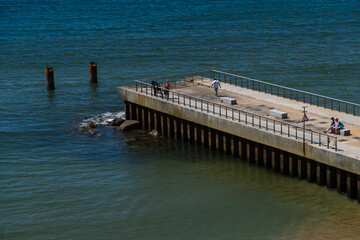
[{"left": 118, "top": 87, "right": 360, "bottom": 175}]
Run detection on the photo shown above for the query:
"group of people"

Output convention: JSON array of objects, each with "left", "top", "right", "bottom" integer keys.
[
  {"left": 151, "top": 80, "right": 170, "bottom": 100},
  {"left": 324, "top": 117, "right": 345, "bottom": 135}
]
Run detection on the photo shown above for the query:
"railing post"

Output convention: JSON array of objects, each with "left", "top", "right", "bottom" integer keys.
[
  {"left": 335, "top": 137, "right": 337, "bottom": 151},
  {"left": 252, "top": 114, "right": 254, "bottom": 126},
  {"left": 273, "top": 120, "right": 276, "bottom": 133},
  {"left": 327, "top": 136, "right": 330, "bottom": 149},
  {"left": 219, "top": 105, "right": 221, "bottom": 117},
  {"left": 266, "top": 118, "right": 268, "bottom": 130},
  {"left": 288, "top": 125, "right": 290, "bottom": 137},
  {"left": 280, "top": 122, "right": 282, "bottom": 135},
  {"left": 259, "top": 116, "right": 261, "bottom": 128},
  {"left": 245, "top": 113, "right": 248, "bottom": 124},
  {"left": 311, "top": 130, "right": 313, "bottom": 144},
  {"left": 136, "top": 81, "right": 138, "bottom": 92}
]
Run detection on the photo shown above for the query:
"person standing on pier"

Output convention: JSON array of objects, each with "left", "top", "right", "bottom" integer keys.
[
  {"left": 164, "top": 80, "right": 170, "bottom": 100},
  {"left": 211, "top": 78, "right": 221, "bottom": 97}
]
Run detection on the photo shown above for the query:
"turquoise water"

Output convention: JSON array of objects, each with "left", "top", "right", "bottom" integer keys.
[{"left": 1, "top": 0, "right": 360, "bottom": 239}]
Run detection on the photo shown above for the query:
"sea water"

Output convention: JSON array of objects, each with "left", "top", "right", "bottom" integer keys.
[{"left": 1, "top": 0, "right": 360, "bottom": 239}]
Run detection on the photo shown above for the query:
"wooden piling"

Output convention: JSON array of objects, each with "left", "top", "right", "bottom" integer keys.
[
  {"left": 336, "top": 169, "right": 346, "bottom": 193},
  {"left": 46, "top": 66, "right": 55, "bottom": 90},
  {"left": 316, "top": 163, "right": 326, "bottom": 186},
  {"left": 326, "top": 166, "right": 336, "bottom": 189},
  {"left": 347, "top": 173, "right": 357, "bottom": 199},
  {"left": 89, "top": 62, "right": 98, "bottom": 84},
  {"left": 307, "top": 159, "right": 316, "bottom": 183}
]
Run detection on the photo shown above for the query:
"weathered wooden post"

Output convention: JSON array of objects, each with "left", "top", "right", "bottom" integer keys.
[
  {"left": 46, "top": 66, "right": 55, "bottom": 90},
  {"left": 89, "top": 62, "right": 98, "bottom": 84}
]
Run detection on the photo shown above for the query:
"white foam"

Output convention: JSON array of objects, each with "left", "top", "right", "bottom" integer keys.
[{"left": 82, "top": 111, "right": 125, "bottom": 125}]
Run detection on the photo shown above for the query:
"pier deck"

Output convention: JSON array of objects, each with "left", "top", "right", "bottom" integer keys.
[
  {"left": 176, "top": 78, "right": 360, "bottom": 159},
  {"left": 118, "top": 71, "right": 360, "bottom": 201}
]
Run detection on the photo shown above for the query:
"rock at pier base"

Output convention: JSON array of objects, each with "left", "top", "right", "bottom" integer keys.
[
  {"left": 86, "top": 122, "right": 97, "bottom": 130},
  {"left": 148, "top": 129, "right": 159, "bottom": 137},
  {"left": 110, "top": 118, "right": 125, "bottom": 126},
  {"left": 118, "top": 120, "right": 140, "bottom": 131}
]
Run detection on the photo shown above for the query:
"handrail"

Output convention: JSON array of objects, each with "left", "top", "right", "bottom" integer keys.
[
  {"left": 211, "top": 70, "right": 360, "bottom": 116},
  {"left": 134, "top": 80, "right": 338, "bottom": 151}
]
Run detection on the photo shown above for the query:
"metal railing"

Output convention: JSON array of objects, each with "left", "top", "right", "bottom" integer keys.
[
  {"left": 134, "top": 79, "right": 338, "bottom": 151},
  {"left": 212, "top": 70, "right": 360, "bottom": 116}
]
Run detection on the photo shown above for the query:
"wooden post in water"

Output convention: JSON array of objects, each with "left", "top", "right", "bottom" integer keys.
[
  {"left": 89, "top": 62, "right": 98, "bottom": 84},
  {"left": 46, "top": 66, "right": 55, "bottom": 90}
]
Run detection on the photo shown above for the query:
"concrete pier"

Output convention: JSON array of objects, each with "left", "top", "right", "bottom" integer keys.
[{"left": 118, "top": 71, "right": 360, "bottom": 202}]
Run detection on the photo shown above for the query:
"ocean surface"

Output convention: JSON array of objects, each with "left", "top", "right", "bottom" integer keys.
[{"left": 1, "top": 0, "right": 360, "bottom": 239}]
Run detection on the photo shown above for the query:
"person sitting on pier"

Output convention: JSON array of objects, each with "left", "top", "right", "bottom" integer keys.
[
  {"left": 324, "top": 117, "right": 335, "bottom": 134},
  {"left": 164, "top": 80, "right": 170, "bottom": 100},
  {"left": 211, "top": 78, "right": 221, "bottom": 97},
  {"left": 334, "top": 118, "right": 345, "bottom": 135}
]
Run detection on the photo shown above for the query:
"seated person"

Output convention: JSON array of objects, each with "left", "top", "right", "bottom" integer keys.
[
  {"left": 324, "top": 117, "right": 335, "bottom": 133},
  {"left": 333, "top": 118, "right": 345, "bottom": 135}
]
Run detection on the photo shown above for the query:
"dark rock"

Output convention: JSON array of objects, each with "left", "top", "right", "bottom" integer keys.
[
  {"left": 110, "top": 118, "right": 125, "bottom": 126},
  {"left": 87, "top": 122, "right": 97, "bottom": 130},
  {"left": 148, "top": 129, "right": 159, "bottom": 137},
  {"left": 118, "top": 120, "right": 140, "bottom": 131}
]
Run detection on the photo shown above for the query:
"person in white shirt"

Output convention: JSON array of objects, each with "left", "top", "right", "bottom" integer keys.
[{"left": 211, "top": 78, "right": 221, "bottom": 97}]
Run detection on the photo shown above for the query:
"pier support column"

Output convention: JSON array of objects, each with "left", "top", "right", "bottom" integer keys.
[
  {"left": 239, "top": 139, "right": 244, "bottom": 160},
  {"left": 357, "top": 176, "right": 360, "bottom": 203},
  {"left": 187, "top": 122, "right": 194, "bottom": 143},
  {"left": 271, "top": 149, "right": 280, "bottom": 172},
  {"left": 316, "top": 163, "right": 326, "bottom": 186},
  {"left": 202, "top": 126, "right": 209, "bottom": 148},
  {"left": 136, "top": 105, "right": 140, "bottom": 122},
  {"left": 307, "top": 160, "right": 316, "bottom": 183},
  {"left": 128, "top": 103, "right": 134, "bottom": 120},
  {"left": 263, "top": 146, "right": 271, "bottom": 169},
  {"left": 298, "top": 157, "right": 307, "bottom": 179},
  {"left": 326, "top": 166, "right": 336, "bottom": 189},
  {"left": 180, "top": 120, "right": 187, "bottom": 141},
  {"left": 167, "top": 116, "right": 172, "bottom": 137},
  {"left": 255, "top": 144, "right": 263, "bottom": 166},
  {"left": 124, "top": 101, "right": 130, "bottom": 120},
  {"left": 246, "top": 141, "right": 255, "bottom": 164},
  {"left": 336, "top": 169, "right": 346, "bottom": 193},
  {"left": 254, "top": 143, "right": 259, "bottom": 165},
  {"left": 173, "top": 118, "right": 178, "bottom": 139},
  {"left": 141, "top": 107, "right": 146, "bottom": 129},
  {"left": 209, "top": 129, "right": 216, "bottom": 150},
  {"left": 289, "top": 154, "right": 298, "bottom": 177},
  {"left": 225, "top": 134, "right": 231, "bottom": 155},
  {"left": 233, "top": 137, "right": 239, "bottom": 157},
  {"left": 148, "top": 109, "right": 153, "bottom": 130},
  {"left": 154, "top": 112, "right": 158, "bottom": 131},
  {"left": 230, "top": 136, "right": 235, "bottom": 156},
  {"left": 160, "top": 114, "right": 165, "bottom": 136},
  {"left": 280, "top": 152, "right": 289, "bottom": 175},
  {"left": 347, "top": 173, "right": 357, "bottom": 199}
]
